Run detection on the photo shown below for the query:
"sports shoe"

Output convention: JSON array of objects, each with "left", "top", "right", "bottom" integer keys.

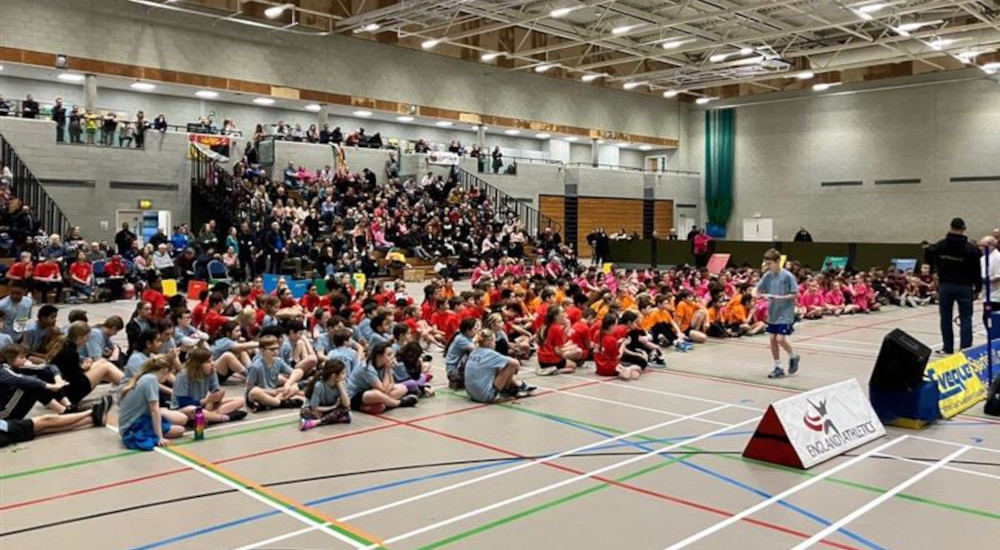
[
  {"left": 767, "top": 366, "right": 786, "bottom": 379},
  {"left": 519, "top": 381, "right": 537, "bottom": 394},
  {"left": 91, "top": 394, "right": 112, "bottom": 427},
  {"left": 228, "top": 410, "right": 248, "bottom": 422},
  {"left": 535, "top": 366, "right": 558, "bottom": 376},
  {"left": 788, "top": 355, "right": 800, "bottom": 375},
  {"left": 650, "top": 356, "right": 667, "bottom": 367},
  {"left": 279, "top": 398, "right": 305, "bottom": 409},
  {"left": 399, "top": 395, "right": 419, "bottom": 407},
  {"left": 333, "top": 411, "right": 352, "bottom": 424},
  {"left": 300, "top": 419, "right": 319, "bottom": 431}
]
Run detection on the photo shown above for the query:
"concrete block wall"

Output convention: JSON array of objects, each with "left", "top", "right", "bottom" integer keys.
[
  {"left": 572, "top": 167, "right": 645, "bottom": 199},
  {"left": 0, "top": 117, "right": 191, "bottom": 242}
]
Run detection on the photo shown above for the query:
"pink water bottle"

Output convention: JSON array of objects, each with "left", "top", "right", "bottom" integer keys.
[{"left": 194, "top": 407, "right": 206, "bottom": 441}]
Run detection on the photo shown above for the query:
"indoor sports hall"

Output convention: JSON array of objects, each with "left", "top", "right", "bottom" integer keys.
[{"left": 1, "top": 1, "right": 998, "bottom": 549}]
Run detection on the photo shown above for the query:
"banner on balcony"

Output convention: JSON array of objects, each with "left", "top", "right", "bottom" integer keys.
[
  {"left": 427, "top": 151, "right": 460, "bottom": 166},
  {"left": 188, "top": 134, "right": 231, "bottom": 160}
]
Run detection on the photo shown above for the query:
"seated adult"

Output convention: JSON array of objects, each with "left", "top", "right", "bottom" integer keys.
[
  {"left": 151, "top": 244, "right": 176, "bottom": 278},
  {"left": 48, "top": 322, "right": 124, "bottom": 408},
  {"left": 6, "top": 252, "right": 33, "bottom": 284},
  {"left": 31, "top": 254, "right": 63, "bottom": 301},
  {"left": 0, "top": 284, "right": 33, "bottom": 340},
  {"left": 68, "top": 251, "right": 95, "bottom": 301},
  {"left": 102, "top": 254, "right": 128, "bottom": 299}
]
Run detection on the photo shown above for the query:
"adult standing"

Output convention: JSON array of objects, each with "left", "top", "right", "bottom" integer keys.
[
  {"left": 793, "top": 227, "right": 813, "bottom": 242},
  {"left": 51, "top": 97, "right": 66, "bottom": 142},
  {"left": 115, "top": 222, "right": 137, "bottom": 255},
  {"left": 929, "top": 218, "right": 981, "bottom": 355},
  {"left": 491, "top": 147, "right": 503, "bottom": 174},
  {"left": 21, "top": 94, "right": 39, "bottom": 119},
  {"left": 980, "top": 235, "right": 1000, "bottom": 330},
  {"left": 134, "top": 111, "right": 149, "bottom": 149},
  {"left": 594, "top": 228, "right": 610, "bottom": 267},
  {"left": 692, "top": 228, "right": 712, "bottom": 268}
]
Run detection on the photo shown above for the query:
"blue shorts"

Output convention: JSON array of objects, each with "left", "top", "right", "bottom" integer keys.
[
  {"left": 175, "top": 396, "right": 200, "bottom": 409},
  {"left": 766, "top": 323, "right": 794, "bottom": 336},
  {"left": 121, "top": 415, "right": 174, "bottom": 451}
]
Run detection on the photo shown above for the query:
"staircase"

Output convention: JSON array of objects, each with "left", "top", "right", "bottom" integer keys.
[
  {"left": 453, "top": 166, "right": 561, "bottom": 238},
  {"left": 0, "top": 133, "right": 71, "bottom": 239},
  {"left": 189, "top": 149, "right": 254, "bottom": 237}
]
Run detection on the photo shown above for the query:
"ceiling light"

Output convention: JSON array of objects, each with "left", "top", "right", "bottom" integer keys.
[
  {"left": 535, "top": 133, "right": 551, "bottom": 139},
  {"left": 709, "top": 53, "right": 731, "bottom": 63},
  {"left": 57, "top": 73, "right": 85, "bottom": 82},
  {"left": 856, "top": 11, "right": 874, "bottom": 21},
  {"left": 739, "top": 47, "right": 754, "bottom": 55},
  {"left": 564, "top": 136, "right": 579, "bottom": 142},
  {"left": 857, "top": 2, "right": 888, "bottom": 13},
  {"left": 896, "top": 20, "right": 942, "bottom": 32},
  {"left": 396, "top": 116, "right": 414, "bottom": 122},
  {"left": 795, "top": 71, "right": 815, "bottom": 80},
  {"left": 0, "top": 65, "right": 4, "bottom": 71},
  {"left": 421, "top": 39, "right": 440, "bottom": 49},
  {"left": 623, "top": 81, "right": 644, "bottom": 90},
  {"left": 956, "top": 48, "right": 993, "bottom": 62},
  {"left": 981, "top": 62, "right": 1000, "bottom": 74},
  {"left": 663, "top": 90, "right": 679, "bottom": 98},
  {"left": 435, "top": 121, "right": 453, "bottom": 127},
  {"left": 353, "top": 110, "right": 373, "bottom": 117},
  {"left": 304, "top": 104, "right": 322, "bottom": 112},
  {"left": 930, "top": 38, "right": 955, "bottom": 51},
  {"left": 253, "top": 97, "right": 275, "bottom": 105},
  {"left": 581, "top": 73, "right": 603, "bottom": 82},
  {"left": 894, "top": 27, "right": 911, "bottom": 36},
  {"left": 550, "top": 6, "right": 575, "bottom": 18},
  {"left": 695, "top": 97, "right": 714, "bottom": 105},
  {"left": 263, "top": 3, "right": 291, "bottom": 19},
  {"left": 611, "top": 24, "right": 641, "bottom": 35},
  {"left": 596, "top": 139, "right": 605, "bottom": 144},
  {"left": 195, "top": 90, "right": 219, "bottom": 98},
  {"left": 535, "top": 63, "right": 556, "bottom": 73},
  {"left": 504, "top": 129, "right": 520, "bottom": 135},
  {"left": 812, "top": 82, "right": 841, "bottom": 92},
  {"left": 363, "top": 23, "right": 380, "bottom": 32},
  {"left": 130, "top": 81, "right": 155, "bottom": 91},
  {"left": 639, "top": 145, "right": 652, "bottom": 151},
  {"left": 661, "top": 39, "right": 691, "bottom": 49},
  {"left": 481, "top": 52, "right": 501, "bottom": 61}
]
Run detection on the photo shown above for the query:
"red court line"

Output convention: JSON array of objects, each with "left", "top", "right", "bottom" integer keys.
[
  {"left": 388, "top": 411, "right": 862, "bottom": 550},
  {"left": 1, "top": 379, "right": 603, "bottom": 512},
  {"left": 718, "top": 339, "right": 875, "bottom": 360},
  {"left": 796, "top": 310, "right": 938, "bottom": 343}
]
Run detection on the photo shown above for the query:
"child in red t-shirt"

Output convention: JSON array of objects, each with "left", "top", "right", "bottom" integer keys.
[
  {"left": 141, "top": 276, "right": 168, "bottom": 319},
  {"left": 432, "top": 298, "right": 462, "bottom": 344},
  {"left": 568, "top": 308, "right": 597, "bottom": 362},
  {"left": 536, "top": 306, "right": 581, "bottom": 376}
]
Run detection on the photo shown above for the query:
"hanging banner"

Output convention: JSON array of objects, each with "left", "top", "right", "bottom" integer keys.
[
  {"left": 427, "top": 151, "right": 460, "bottom": 166},
  {"left": 188, "top": 134, "right": 231, "bottom": 159}
]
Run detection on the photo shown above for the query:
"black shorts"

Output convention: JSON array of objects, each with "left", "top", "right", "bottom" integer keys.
[
  {"left": 350, "top": 392, "right": 366, "bottom": 411},
  {"left": 0, "top": 418, "right": 35, "bottom": 448},
  {"left": 538, "top": 358, "right": 567, "bottom": 370}
]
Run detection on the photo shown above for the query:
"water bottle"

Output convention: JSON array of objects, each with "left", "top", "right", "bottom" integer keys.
[{"left": 194, "top": 407, "right": 206, "bottom": 441}]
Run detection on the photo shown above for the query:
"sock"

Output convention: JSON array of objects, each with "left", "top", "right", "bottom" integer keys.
[{"left": 773, "top": 360, "right": 782, "bottom": 368}]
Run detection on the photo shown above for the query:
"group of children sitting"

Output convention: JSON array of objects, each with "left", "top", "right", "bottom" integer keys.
[{"left": 1, "top": 258, "right": 936, "bottom": 450}]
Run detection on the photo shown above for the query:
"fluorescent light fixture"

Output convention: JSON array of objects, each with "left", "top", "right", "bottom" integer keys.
[
  {"left": 564, "top": 136, "right": 579, "bottom": 142},
  {"left": 695, "top": 97, "right": 714, "bottom": 105},
  {"left": 353, "top": 110, "right": 373, "bottom": 117},
  {"left": 661, "top": 39, "right": 692, "bottom": 49},
  {"left": 396, "top": 115, "right": 414, "bottom": 122},
  {"left": 709, "top": 53, "right": 731, "bottom": 63},
  {"left": 856, "top": 11, "right": 874, "bottom": 21},
  {"left": 596, "top": 139, "right": 605, "bottom": 144},
  {"left": 56, "top": 73, "right": 85, "bottom": 82},
  {"left": 956, "top": 49, "right": 993, "bottom": 62},
  {"left": 857, "top": 2, "right": 888, "bottom": 13},
  {"left": 304, "top": 104, "right": 322, "bottom": 112},
  {"left": 535, "top": 133, "right": 551, "bottom": 139},
  {"left": 504, "top": 129, "right": 520, "bottom": 135},
  {"left": 611, "top": 24, "right": 641, "bottom": 35},
  {"left": 0, "top": 65, "right": 4, "bottom": 71},
  {"left": 421, "top": 39, "right": 440, "bottom": 49},
  {"left": 896, "top": 20, "right": 942, "bottom": 32},
  {"left": 481, "top": 52, "right": 501, "bottom": 61},
  {"left": 930, "top": 38, "right": 955, "bottom": 51},
  {"left": 130, "top": 81, "right": 155, "bottom": 91},
  {"left": 550, "top": 6, "right": 575, "bottom": 18},
  {"left": 195, "top": 90, "right": 219, "bottom": 98},
  {"left": 812, "top": 82, "right": 841, "bottom": 92},
  {"left": 663, "top": 90, "right": 679, "bottom": 98},
  {"left": 581, "top": 73, "right": 603, "bottom": 82},
  {"left": 363, "top": 23, "right": 380, "bottom": 32},
  {"left": 639, "top": 145, "right": 652, "bottom": 151},
  {"left": 981, "top": 62, "right": 1000, "bottom": 74},
  {"left": 435, "top": 121, "right": 453, "bottom": 127},
  {"left": 253, "top": 97, "right": 275, "bottom": 105},
  {"left": 534, "top": 63, "right": 556, "bottom": 73},
  {"left": 623, "top": 81, "right": 644, "bottom": 90},
  {"left": 739, "top": 47, "right": 754, "bottom": 55},
  {"left": 263, "top": 3, "right": 290, "bottom": 19},
  {"left": 894, "top": 28, "right": 911, "bottom": 36}
]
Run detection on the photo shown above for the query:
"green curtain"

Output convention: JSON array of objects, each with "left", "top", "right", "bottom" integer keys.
[{"left": 704, "top": 109, "right": 735, "bottom": 235}]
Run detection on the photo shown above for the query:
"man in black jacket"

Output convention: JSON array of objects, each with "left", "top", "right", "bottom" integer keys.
[
  {"left": 21, "top": 94, "right": 39, "bottom": 119},
  {"left": 52, "top": 97, "right": 66, "bottom": 142},
  {"left": 929, "top": 217, "right": 982, "bottom": 354},
  {"left": 114, "top": 223, "right": 136, "bottom": 255}
]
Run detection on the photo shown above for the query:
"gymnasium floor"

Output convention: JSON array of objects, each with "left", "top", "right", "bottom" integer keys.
[{"left": 1, "top": 301, "right": 998, "bottom": 550}]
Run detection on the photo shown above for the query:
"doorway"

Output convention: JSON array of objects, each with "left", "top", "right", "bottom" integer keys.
[
  {"left": 117, "top": 210, "right": 171, "bottom": 247},
  {"left": 742, "top": 218, "right": 774, "bottom": 242}
]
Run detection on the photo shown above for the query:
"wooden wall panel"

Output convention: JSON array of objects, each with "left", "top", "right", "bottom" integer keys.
[
  {"left": 654, "top": 200, "right": 674, "bottom": 239},
  {"left": 538, "top": 195, "right": 565, "bottom": 236},
  {"left": 577, "top": 198, "right": 643, "bottom": 256}
]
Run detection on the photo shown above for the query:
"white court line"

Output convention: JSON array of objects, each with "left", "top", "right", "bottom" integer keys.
[
  {"left": 788, "top": 445, "right": 971, "bottom": 550},
  {"left": 540, "top": 387, "right": 735, "bottom": 427},
  {"left": 204, "top": 411, "right": 299, "bottom": 433},
  {"left": 234, "top": 403, "right": 736, "bottom": 550},
  {"left": 359, "top": 416, "right": 761, "bottom": 550},
  {"left": 661, "top": 435, "right": 909, "bottom": 550},
  {"left": 909, "top": 434, "right": 1000, "bottom": 455},
  {"left": 563, "top": 373, "right": 763, "bottom": 412},
  {"left": 874, "top": 452, "right": 1000, "bottom": 481}
]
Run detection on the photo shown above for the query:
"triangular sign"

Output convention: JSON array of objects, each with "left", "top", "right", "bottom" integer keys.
[{"left": 742, "top": 405, "right": 805, "bottom": 469}]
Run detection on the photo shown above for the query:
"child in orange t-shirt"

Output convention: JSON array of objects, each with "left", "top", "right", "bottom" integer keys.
[{"left": 674, "top": 290, "right": 708, "bottom": 344}]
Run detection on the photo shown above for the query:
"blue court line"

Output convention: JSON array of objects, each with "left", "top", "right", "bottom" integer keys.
[
  {"left": 126, "top": 432, "right": 747, "bottom": 550},
  {"left": 537, "top": 414, "right": 891, "bottom": 550}
]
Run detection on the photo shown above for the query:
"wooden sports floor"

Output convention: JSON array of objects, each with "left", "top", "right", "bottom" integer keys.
[{"left": 2, "top": 302, "right": 998, "bottom": 550}]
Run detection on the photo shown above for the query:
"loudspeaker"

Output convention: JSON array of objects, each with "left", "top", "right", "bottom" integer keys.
[
  {"left": 985, "top": 376, "right": 1000, "bottom": 417},
  {"left": 870, "top": 329, "right": 931, "bottom": 391}
]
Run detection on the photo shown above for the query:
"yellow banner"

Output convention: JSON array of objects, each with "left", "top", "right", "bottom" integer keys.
[{"left": 925, "top": 352, "right": 987, "bottom": 418}]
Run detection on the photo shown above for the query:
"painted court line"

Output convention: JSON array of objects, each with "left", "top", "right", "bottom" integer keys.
[
  {"left": 563, "top": 373, "right": 763, "bottom": 412},
  {"left": 360, "top": 416, "right": 762, "bottom": 549},
  {"left": 909, "top": 435, "right": 1000, "bottom": 454},
  {"left": 548, "top": 389, "right": 735, "bottom": 426},
  {"left": 875, "top": 452, "right": 1000, "bottom": 481},
  {"left": 661, "top": 436, "right": 909, "bottom": 550},
  {"left": 789, "top": 446, "right": 972, "bottom": 550}
]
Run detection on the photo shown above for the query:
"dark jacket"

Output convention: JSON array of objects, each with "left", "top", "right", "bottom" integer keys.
[{"left": 929, "top": 233, "right": 982, "bottom": 292}]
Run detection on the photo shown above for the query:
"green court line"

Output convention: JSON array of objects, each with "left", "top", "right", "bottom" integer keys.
[
  {"left": 438, "top": 390, "right": 999, "bottom": 522},
  {"left": 414, "top": 453, "right": 695, "bottom": 550},
  {"left": 0, "top": 417, "right": 298, "bottom": 481}
]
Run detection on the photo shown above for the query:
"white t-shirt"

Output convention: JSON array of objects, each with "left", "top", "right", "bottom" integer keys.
[{"left": 981, "top": 249, "right": 1000, "bottom": 302}]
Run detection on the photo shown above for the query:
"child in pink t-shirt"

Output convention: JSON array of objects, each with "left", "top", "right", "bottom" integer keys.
[
  {"left": 824, "top": 281, "right": 859, "bottom": 315},
  {"left": 798, "top": 281, "right": 827, "bottom": 319}
]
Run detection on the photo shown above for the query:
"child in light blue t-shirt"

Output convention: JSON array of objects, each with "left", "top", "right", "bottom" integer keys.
[{"left": 755, "top": 249, "right": 801, "bottom": 379}]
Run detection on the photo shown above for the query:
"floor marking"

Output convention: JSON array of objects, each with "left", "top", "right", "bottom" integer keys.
[
  {"left": 788, "top": 446, "right": 971, "bottom": 550},
  {"left": 909, "top": 435, "right": 1000, "bottom": 454},
  {"left": 563, "top": 373, "right": 763, "bottom": 412},
  {"left": 661, "top": 436, "right": 909, "bottom": 550},
  {"left": 361, "top": 416, "right": 761, "bottom": 549},
  {"left": 545, "top": 389, "right": 735, "bottom": 426},
  {"left": 874, "top": 452, "right": 1000, "bottom": 481}
]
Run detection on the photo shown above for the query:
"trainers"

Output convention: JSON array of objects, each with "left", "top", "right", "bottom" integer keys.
[
  {"left": 788, "top": 355, "right": 800, "bottom": 375},
  {"left": 334, "top": 411, "right": 352, "bottom": 424},
  {"left": 767, "top": 366, "right": 786, "bottom": 379},
  {"left": 519, "top": 381, "right": 537, "bottom": 394},
  {"left": 279, "top": 398, "right": 305, "bottom": 409},
  {"left": 535, "top": 366, "right": 558, "bottom": 376},
  {"left": 91, "top": 394, "right": 112, "bottom": 427},
  {"left": 399, "top": 395, "right": 419, "bottom": 407},
  {"left": 228, "top": 410, "right": 248, "bottom": 422},
  {"left": 300, "top": 419, "right": 319, "bottom": 431}
]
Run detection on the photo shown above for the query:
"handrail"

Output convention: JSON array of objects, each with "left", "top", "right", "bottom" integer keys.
[
  {"left": 0, "top": 133, "right": 71, "bottom": 238},
  {"left": 453, "top": 166, "right": 561, "bottom": 238},
  {"left": 566, "top": 162, "right": 700, "bottom": 175},
  {"left": 190, "top": 149, "right": 256, "bottom": 231},
  {"left": 501, "top": 155, "right": 563, "bottom": 166}
]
